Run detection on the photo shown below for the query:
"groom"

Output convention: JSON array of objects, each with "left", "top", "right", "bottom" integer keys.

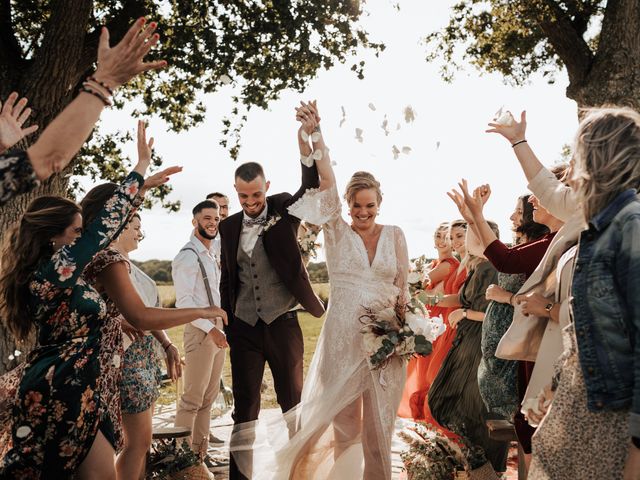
[{"left": 219, "top": 159, "right": 325, "bottom": 479}]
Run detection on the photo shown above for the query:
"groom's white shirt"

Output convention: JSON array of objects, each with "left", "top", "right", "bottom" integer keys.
[{"left": 240, "top": 205, "right": 268, "bottom": 256}]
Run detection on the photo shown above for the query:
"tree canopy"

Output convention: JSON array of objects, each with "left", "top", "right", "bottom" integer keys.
[{"left": 426, "top": 0, "right": 639, "bottom": 110}]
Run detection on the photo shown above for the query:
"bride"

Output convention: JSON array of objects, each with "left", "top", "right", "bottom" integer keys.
[{"left": 230, "top": 101, "right": 409, "bottom": 479}]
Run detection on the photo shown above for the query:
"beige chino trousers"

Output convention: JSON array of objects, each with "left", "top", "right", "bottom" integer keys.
[{"left": 175, "top": 322, "right": 226, "bottom": 452}]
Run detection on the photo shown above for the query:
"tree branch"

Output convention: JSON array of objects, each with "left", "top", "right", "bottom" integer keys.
[
  {"left": 21, "top": 0, "right": 93, "bottom": 124},
  {"left": 597, "top": 0, "right": 640, "bottom": 61},
  {"left": 0, "top": 0, "right": 25, "bottom": 86},
  {"left": 522, "top": 0, "right": 594, "bottom": 85}
]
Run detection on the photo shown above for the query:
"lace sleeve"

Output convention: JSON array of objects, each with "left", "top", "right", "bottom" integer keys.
[
  {"left": 393, "top": 226, "right": 410, "bottom": 302},
  {"left": 287, "top": 183, "right": 342, "bottom": 228},
  {"left": 36, "top": 171, "right": 144, "bottom": 288}
]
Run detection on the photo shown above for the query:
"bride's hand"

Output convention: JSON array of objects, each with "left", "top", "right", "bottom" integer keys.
[
  {"left": 486, "top": 110, "right": 527, "bottom": 144},
  {"left": 296, "top": 101, "right": 319, "bottom": 135}
]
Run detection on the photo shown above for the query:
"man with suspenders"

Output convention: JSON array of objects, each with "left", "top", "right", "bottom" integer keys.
[{"left": 172, "top": 199, "right": 228, "bottom": 456}]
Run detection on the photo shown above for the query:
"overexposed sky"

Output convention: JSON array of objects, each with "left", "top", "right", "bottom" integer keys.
[{"left": 86, "top": 0, "right": 579, "bottom": 262}]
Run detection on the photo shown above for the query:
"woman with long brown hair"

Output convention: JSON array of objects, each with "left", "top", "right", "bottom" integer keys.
[{"left": 0, "top": 155, "right": 225, "bottom": 478}]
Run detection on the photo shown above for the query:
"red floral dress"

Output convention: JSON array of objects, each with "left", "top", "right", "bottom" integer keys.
[{"left": 0, "top": 172, "right": 143, "bottom": 478}]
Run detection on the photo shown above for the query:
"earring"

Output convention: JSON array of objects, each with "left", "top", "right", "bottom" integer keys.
[{"left": 50, "top": 240, "right": 56, "bottom": 248}]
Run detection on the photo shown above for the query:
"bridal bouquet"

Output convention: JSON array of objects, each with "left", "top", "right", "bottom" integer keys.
[
  {"left": 297, "top": 222, "right": 322, "bottom": 260},
  {"left": 407, "top": 255, "right": 429, "bottom": 296},
  {"left": 360, "top": 297, "right": 445, "bottom": 370}
]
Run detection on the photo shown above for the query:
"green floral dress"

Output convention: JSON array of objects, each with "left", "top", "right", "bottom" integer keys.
[{"left": 0, "top": 171, "right": 143, "bottom": 479}]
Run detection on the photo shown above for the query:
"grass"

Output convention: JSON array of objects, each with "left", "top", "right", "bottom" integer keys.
[{"left": 157, "top": 284, "right": 328, "bottom": 409}]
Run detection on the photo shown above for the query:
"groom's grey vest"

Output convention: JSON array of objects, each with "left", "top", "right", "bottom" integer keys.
[{"left": 235, "top": 236, "right": 297, "bottom": 326}]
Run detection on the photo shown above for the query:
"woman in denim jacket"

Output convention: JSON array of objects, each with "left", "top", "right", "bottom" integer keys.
[{"left": 488, "top": 107, "right": 640, "bottom": 479}]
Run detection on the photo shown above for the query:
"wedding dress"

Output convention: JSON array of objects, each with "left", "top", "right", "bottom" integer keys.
[{"left": 230, "top": 184, "right": 409, "bottom": 479}]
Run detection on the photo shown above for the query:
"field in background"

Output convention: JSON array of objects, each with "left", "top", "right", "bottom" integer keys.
[{"left": 157, "top": 284, "right": 328, "bottom": 408}]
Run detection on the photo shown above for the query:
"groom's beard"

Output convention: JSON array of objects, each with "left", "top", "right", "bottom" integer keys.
[{"left": 197, "top": 224, "right": 217, "bottom": 240}]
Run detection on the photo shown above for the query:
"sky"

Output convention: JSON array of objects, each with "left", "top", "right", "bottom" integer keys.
[{"left": 86, "top": 0, "right": 579, "bottom": 262}]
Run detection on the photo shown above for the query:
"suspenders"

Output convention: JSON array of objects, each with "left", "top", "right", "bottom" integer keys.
[{"left": 180, "top": 247, "right": 215, "bottom": 307}]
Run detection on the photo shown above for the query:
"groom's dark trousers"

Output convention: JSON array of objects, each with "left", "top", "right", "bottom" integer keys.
[{"left": 227, "top": 312, "right": 304, "bottom": 479}]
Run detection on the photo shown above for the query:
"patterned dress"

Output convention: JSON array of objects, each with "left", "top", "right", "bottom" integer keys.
[
  {"left": 0, "top": 172, "right": 143, "bottom": 478},
  {"left": 0, "top": 150, "right": 40, "bottom": 206},
  {"left": 477, "top": 272, "right": 525, "bottom": 419},
  {"left": 119, "top": 263, "right": 163, "bottom": 414}
]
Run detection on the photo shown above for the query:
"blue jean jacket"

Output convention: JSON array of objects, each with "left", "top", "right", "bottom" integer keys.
[{"left": 572, "top": 189, "right": 640, "bottom": 437}]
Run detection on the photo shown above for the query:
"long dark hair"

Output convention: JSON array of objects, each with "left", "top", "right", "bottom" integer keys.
[
  {"left": 516, "top": 194, "right": 549, "bottom": 241},
  {"left": 80, "top": 183, "right": 118, "bottom": 228},
  {"left": 0, "top": 196, "right": 81, "bottom": 340}
]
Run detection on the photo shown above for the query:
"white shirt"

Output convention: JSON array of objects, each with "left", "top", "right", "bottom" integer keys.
[
  {"left": 240, "top": 206, "right": 268, "bottom": 256},
  {"left": 172, "top": 232, "right": 221, "bottom": 333},
  {"left": 130, "top": 263, "right": 161, "bottom": 308}
]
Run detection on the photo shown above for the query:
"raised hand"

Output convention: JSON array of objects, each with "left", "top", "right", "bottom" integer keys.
[
  {"left": 94, "top": 18, "right": 166, "bottom": 89},
  {"left": 446, "top": 187, "right": 474, "bottom": 224},
  {"left": 486, "top": 110, "right": 527, "bottom": 144},
  {"left": 295, "top": 100, "right": 319, "bottom": 136},
  {"left": 458, "top": 179, "right": 489, "bottom": 218},
  {"left": 141, "top": 165, "right": 183, "bottom": 192},
  {"left": 0, "top": 92, "right": 39, "bottom": 153},
  {"left": 136, "top": 120, "right": 154, "bottom": 168}
]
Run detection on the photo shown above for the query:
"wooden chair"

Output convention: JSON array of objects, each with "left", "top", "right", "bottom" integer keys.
[{"left": 486, "top": 419, "right": 527, "bottom": 479}]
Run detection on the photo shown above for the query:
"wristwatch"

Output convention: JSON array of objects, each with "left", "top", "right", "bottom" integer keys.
[
  {"left": 462, "top": 308, "right": 468, "bottom": 319},
  {"left": 544, "top": 302, "right": 555, "bottom": 314}
]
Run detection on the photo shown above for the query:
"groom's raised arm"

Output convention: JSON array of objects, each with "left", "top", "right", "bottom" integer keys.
[{"left": 284, "top": 110, "right": 320, "bottom": 211}]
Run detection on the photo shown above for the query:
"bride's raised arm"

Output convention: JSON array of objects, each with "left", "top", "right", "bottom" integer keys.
[
  {"left": 296, "top": 100, "right": 336, "bottom": 192},
  {"left": 288, "top": 101, "right": 343, "bottom": 232}
]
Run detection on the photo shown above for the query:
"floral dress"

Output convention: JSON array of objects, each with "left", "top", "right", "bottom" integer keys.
[
  {"left": 477, "top": 272, "right": 526, "bottom": 419},
  {"left": 0, "top": 150, "right": 40, "bottom": 206},
  {"left": 0, "top": 172, "right": 143, "bottom": 478},
  {"left": 119, "top": 263, "right": 162, "bottom": 414}
]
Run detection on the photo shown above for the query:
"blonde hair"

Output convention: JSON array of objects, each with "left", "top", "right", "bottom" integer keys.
[
  {"left": 572, "top": 106, "right": 640, "bottom": 220},
  {"left": 344, "top": 171, "right": 382, "bottom": 205}
]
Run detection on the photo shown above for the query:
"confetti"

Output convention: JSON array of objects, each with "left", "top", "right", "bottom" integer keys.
[
  {"left": 401, "top": 146, "right": 412, "bottom": 155},
  {"left": 368, "top": 102, "right": 377, "bottom": 111},
  {"left": 404, "top": 105, "right": 416, "bottom": 123},
  {"left": 219, "top": 74, "right": 232, "bottom": 85},
  {"left": 331, "top": 161, "right": 337, "bottom": 166},
  {"left": 355, "top": 128, "right": 364, "bottom": 143},
  {"left": 493, "top": 106, "right": 514, "bottom": 126},
  {"left": 339, "top": 106, "right": 346, "bottom": 128},
  {"left": 392, "top": 145, "right": 400, "bottom": 160},
  {"left": 381, "top": 116, "right": 390, "bottom": 136},
  {"left": 396, "top": 123, "right": 401, "bottom": 131},
  {"left": 436, "top": 141, "right": 441, "bottom": 150}
]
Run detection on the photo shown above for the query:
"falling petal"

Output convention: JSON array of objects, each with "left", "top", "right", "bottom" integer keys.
[
  {"left": 368, "top": 102, "right": 377, "bottom": 111},
  {"left": 355, "top": 128, "right": 364, "bottom": 143},
  {"left": 404, "top": 105, "right": 416, "bottom": 123},
  {"left": 339, "top": 106, "right": 347, "bottom": 128},
  {"left": 381, "top": 116, "right": 389, "bottom": 136},
  {"left": 8, "top": 355, "right": 14, "bottom": 361},
  {"left": 436, "top": 141, "right": 441, "bottom": 150},
  {"left": 402, "top": 146, "right": 412, "bottom": 155},
  {"left": 392, "top": 145, "right": 400, "bottom": 160},
  {"left": 396, "top": 123, "right": 401, "bottom": 131},
  {"left": 14, "top": 349, "right": 21, "bottom": 357},
  {"left": 219, "top": 74, "right": 232, "bottom": 85},
  {"left": 331, "top": 161, "right": 337, "bottom": 166},
  {"left": 341, "top": 106, "right": 346, "bottom": 116}
]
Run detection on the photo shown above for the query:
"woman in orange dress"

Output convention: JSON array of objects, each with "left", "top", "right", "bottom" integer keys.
[
  {"left": 421, "top": 220, "right": 469, "bottom": 439},
  {"left": 398, "top": 222, "right": 459, "bottom": 419}
]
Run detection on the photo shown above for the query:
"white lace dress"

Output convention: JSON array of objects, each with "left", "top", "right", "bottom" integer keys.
[{"left": 230, "top": 184, "right": 409, "bottom": 480}]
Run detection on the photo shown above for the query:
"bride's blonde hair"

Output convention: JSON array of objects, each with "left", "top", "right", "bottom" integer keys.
[{"left": 344, "top": 171, "right": 383, "bottom": 205}]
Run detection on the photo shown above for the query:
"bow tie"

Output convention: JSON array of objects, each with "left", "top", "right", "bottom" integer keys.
[{"left": 243, "top": 217, "right": 269, "bottom": 228}]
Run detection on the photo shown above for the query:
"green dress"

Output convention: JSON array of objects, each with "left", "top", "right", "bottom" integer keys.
[{"left": 0, "top": 171, "right": 143, "bottom": 478}]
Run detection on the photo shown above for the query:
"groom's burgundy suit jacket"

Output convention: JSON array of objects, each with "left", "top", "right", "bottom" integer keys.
[{"left": 219, "top": 162, "right": 326, "bottom": 327}]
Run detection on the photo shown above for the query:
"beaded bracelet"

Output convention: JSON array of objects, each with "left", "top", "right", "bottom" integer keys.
[
  {"left": 87, "top": 76, "right": 115, "bottom": 96},
  {"left": 79, "top": 85, "right": 112, "bottom": 107}
]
